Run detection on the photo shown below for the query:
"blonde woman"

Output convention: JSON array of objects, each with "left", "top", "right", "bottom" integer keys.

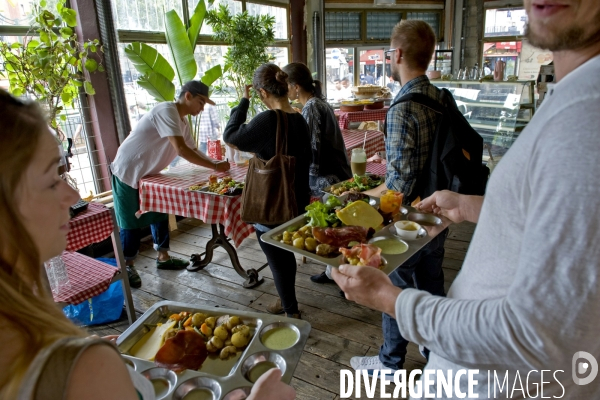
[{"left": 0, "top": 90, "right": 294, "bottom": 400}]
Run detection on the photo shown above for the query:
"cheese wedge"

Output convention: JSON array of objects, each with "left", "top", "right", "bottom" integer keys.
[
  {"left": 130, "top": 320, "right": 177, "bottom": 361},
  {"left": 336, "top": 201, "right": 383, "bottom": 229}
]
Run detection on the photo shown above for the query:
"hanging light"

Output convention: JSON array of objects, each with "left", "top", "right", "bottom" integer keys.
[{"left": 374, "top": 0, "right": 396, "bottom": 5}]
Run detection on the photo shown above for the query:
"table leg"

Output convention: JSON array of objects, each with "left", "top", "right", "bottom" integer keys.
[
  {"left": 187, "top": 223, "right": 265, "bottom": 289},
  {"left": 110, "top": 210, "right": 137, "bottom": 325}
]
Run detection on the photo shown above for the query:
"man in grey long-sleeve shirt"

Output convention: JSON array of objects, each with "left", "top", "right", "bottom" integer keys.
[{"left": 333, "top": 0, "right": 600, "bottom": 397}]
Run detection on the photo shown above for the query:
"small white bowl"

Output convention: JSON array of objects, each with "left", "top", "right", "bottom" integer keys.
[{"left": 394, "top": 221, "right": 422, "bottom": 240}]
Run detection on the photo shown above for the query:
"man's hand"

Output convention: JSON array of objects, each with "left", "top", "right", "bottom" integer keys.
[
  {"left": 331, "top": 264, "right": 402, "bottom": 317},
  {"left": 243, "top": 84, "right": 253, "bottom": 100},
  {"left": 213, "top": 160, "right": 230, "bottom": 172},
  {"left": 416, "top": 190, "right": 483, "bottom": 223},
  {"left": 247, "top": 368, "right": 295, "bottom": 400}
]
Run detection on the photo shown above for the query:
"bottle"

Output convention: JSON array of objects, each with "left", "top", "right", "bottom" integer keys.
[
  {"left": 45, "top": 255, "right": 71, "bottom": 295},
  {"left": 350, "top": 148, "right": 367, "bottom": 176}
]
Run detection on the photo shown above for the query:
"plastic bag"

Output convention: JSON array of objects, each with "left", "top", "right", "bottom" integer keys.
[{"left": 63, "top": 258, "right": 124, "bottom": 326}]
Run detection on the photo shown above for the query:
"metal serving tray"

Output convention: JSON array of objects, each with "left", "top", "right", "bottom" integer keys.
[
  {"left": 321, "top": 174, "right": 383, "bottom": 197},
  {"left": 260, "top": 205, "right": 448, "bottom": 275},
  {"left": 117, "top": 301, "right": 311, "bottom": 400}
]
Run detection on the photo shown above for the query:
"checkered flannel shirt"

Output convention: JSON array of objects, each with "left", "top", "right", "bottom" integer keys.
[
  {"left": 385, "top": 75, "right": 442, "bottom": 197},
  {"left": 198, "top": 104, "right": 220, "bottom": 143}
]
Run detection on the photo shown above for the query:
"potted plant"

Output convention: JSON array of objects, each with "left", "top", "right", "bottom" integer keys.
[
  {"left": 0, "top": 0, "right": 103, "bottom": 131},
  {"left": 205, "top": 5, "right": 275, "bottom": 116},
  {"left": 123, "top": 0, "right": 224, "bottom": 143}
]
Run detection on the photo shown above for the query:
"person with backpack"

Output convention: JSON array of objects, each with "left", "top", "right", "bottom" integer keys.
[{"left": 348, "top": 20, "right": 452, "bottom": 375}]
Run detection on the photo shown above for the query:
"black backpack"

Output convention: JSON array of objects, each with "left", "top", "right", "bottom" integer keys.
[{"left": 385, "top": 88, "right": 489, "bottom": 202}]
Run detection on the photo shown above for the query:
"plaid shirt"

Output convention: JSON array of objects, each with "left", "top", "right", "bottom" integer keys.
[
  {"left": 198, "top": 103, "right": 220, "bottom": 143},
  {"left": 385, "top": 75, "right": 442, "bottom": 198}
]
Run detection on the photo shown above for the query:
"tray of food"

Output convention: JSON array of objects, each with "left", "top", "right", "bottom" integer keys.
[
  {"left": 188, "top": 175, "right": 244, "bottom": 196},
  {"left": 323, "top": 174, "right": 383, "bottom": 197},
  {"left": 260, "top": 194, "right": 447, "bottom": 275},
  {"left": 117, "top": 301, "right": 311, "bottom": 400}
]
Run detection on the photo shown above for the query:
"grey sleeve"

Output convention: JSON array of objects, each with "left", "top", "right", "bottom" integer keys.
[{"left": 395, "top": 103, "right": 600, "bottom": 371}]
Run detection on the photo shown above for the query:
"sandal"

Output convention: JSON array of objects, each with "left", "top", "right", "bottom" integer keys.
[{"left": 266, "top": 299, "right": 284, "bottom": 315}]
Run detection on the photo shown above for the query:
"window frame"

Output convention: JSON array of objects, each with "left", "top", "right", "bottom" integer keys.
[
  {"left": 324, "top": 8, "right": 445, "bottom": 46},
  {"left": 481, "top": 5, "right": 526, "bottom": 77}
]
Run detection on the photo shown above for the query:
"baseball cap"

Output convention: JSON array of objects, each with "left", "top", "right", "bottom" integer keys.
[{"left": 179, "top": 81, "right": 215, "bottom": 105}]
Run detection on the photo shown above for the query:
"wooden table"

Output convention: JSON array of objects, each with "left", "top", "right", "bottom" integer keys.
[
  {"left": 138, "top": 164, "right": 266, "bottom": 288},
  {"left": 335, "top": 106, "right": 390, "bottom": 130}
]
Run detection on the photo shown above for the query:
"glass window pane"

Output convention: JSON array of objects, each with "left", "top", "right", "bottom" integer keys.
[
  {"left": 325, "top": 47, "right": 354, "bottom": 101},
  {"left": 246, "top": 2, "right": 288, "bottom": 40},
  {"left": 358, "top": 48, "right": 386, "bottom": 86},
  {"left": 366, "top": 13, "right": 401, "bottom": 41},
  {"left": 483, "top": 41, "right": 522, "bottom": 77},
  {"left": 325, "top": 12, "right": 361, "bottom": 41},
  {"left": 188, "top": 0, "right": 243, "bottom": 36},
  {"left": 406, "top": 12, "right": 440, "bottom": 40},
  {"left": 111, "top": 0, "right": 183, "bottom": 31},
  {"left": 0, "top": 0, "right": 68, "bottom": 26},
  {"left": 484, "top": 8, "right": 527, "bottom": 37}
]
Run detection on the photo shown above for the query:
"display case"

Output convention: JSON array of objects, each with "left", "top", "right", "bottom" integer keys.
[
  {"left": 434, "top": 50, "right": 453, "bottom": 74},
  {"left": 431, "top": 80, "right": 535, "bottom": 161}
]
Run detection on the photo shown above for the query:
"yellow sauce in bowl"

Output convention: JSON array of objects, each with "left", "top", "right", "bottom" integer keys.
[
  {"left": 373, "top": 239, "right": 408, "bottom": 254},
  {"left": 262, "top": 327, "right": 298, "bottom": 350}
]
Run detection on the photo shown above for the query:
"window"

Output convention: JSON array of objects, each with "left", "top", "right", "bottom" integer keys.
[
  {"left": 246, "top": 2, "right": 288, "bottom": 39},
  {"left": 325, "top": 47, "right": 354, "bottom": 101},
  {"left": 325, "top": 12, "right": 361, "bottom": 41},
  {"left": 112, "top": 0, "right": 184, "bottom": 31},
  {"left": 366, "top": 13, "right": 401, "bottom": 41},
  {"left": 484, "top": 8, "right": 527, "bottom": 37},
  {"left": 406, "top": 12, "right": 440, "bottom": 39},
  {"left": 189, "top": 0, "right": 243, "bottom": 35}
]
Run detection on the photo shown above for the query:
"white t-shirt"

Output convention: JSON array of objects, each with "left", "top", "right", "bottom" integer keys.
[
  {"left": 111, "top": 102, "right": 196, "bottom": 188},
  {"left": 396, "top": 55, "right": 600, "bottom": 398}
]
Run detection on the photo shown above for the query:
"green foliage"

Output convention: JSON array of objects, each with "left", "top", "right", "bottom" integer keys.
[
  {"left": 206, "top": 5, "right": 275, "bottom": 115},
  {"left": 0, "top": 0, "right": 103, "bottom": 128}
]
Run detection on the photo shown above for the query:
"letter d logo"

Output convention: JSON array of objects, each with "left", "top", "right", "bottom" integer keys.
[{"left": 572, "top": 351, "right": 598, "bottom": 385}]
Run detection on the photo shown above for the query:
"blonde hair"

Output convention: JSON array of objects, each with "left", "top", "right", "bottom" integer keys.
[
  {"left": 391, "top": 20, "right": 437, "bottom": 71},
  {"left": 0, "top": 90, "right": 85, "bottom": 397}
]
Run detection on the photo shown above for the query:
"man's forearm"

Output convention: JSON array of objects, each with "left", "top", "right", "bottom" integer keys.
[{"left": 178, "top": 145, "right": 218, "bottom": 169}]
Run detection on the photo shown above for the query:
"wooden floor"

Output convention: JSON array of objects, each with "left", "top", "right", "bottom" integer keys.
[{"left": 89, "top": 218, "right": 475, "bottom": 399}]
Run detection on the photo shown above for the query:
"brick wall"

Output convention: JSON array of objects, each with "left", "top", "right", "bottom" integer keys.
[{"left": 462, "top": 0, "right": 484, "bottom": 69}]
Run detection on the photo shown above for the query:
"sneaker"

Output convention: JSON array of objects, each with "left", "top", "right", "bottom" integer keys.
[
  {"left": 266, "top": 299, "right": 284, "bottom": 315},
  {"left": 156, "top": 256, "right": 189, "bottom": 270},
  {"left": 350, "top": 356, "right": 388, "bottom": 375},
  {"left": 127, "top": 266, "right": 142, "bottom": 288},
  {"left": 310, "top": 271, "right": 335, "bottom": 284}
]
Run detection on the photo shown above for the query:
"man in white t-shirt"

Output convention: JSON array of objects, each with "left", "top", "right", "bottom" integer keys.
[
  {"left": 111, "top": 81, "right": 230, "bottom": 288},
  {"left": 333, "top": 0, "right": 600, "bottom": 397}
]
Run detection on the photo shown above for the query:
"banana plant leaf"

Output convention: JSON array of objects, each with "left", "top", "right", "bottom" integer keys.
[
  {"left": 124, "top": 43, "right": 175, "bottom": 82},
  {"left": 201, "top": 64, "right": 223, "bottom": 87},
  {"left": 137, "top": 72, "right": 176, "bottom": 102},
  {"left": 188, "top": 0, "right": 206, "bottom": 48},
  {"left": 165, "top": 10, "right": 197, "bottom": 84}
]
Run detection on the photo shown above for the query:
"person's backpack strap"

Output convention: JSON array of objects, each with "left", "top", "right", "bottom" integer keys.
[{"left": 383, "top": 93, "right": 444, "bottom": 136}]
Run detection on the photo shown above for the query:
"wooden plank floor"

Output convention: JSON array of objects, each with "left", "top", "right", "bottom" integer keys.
[{"left": 88, "top": 218, "right": 475, "bottom": 399}]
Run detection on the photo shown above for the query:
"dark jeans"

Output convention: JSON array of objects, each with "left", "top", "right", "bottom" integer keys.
[
  {"left": 255, "top": 229, "right": 299, "bottom": 314},
  {"left": 121, "top": 219, "right": 170, "bottom": 261},
  {"left": 379, "top": 229, "right": 448, "bottom": 369}
]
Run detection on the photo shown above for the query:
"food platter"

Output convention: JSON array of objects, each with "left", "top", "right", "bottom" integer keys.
[
  {"left": 322, "top": 174, "right": 383, "bottom": 197},
  {"left": 188, "top": 177, "right": 244, "bottom": 197},
  {"left": 260, "top": 205, "right": 448, "bottom": 275},
  {"left": 117, "top": 301, "right": 311, "bottom": 400}
]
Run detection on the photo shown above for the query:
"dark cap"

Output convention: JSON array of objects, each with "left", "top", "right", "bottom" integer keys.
[{"left": 179, "top": 81, "right": 215, "bottom": 105}]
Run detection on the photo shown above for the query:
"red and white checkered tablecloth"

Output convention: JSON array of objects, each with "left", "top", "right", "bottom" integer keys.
[
  {"left": 54, "top": 251, "right": 118, "bottom": 305},
  {"left": 366, "top": 162, "right": 387, "bottom": 176},
  {"left": 139, "top": 163, "right": 253, "bottom": 247},
  {"left": 342, "top": 129, "right": 385, "bottom": 160},
  {"left": 66, "top": 202, "right": 114, "bottom": 251},
  {"left": 335, "top": 107, "right": 390, "bottom": 130}
]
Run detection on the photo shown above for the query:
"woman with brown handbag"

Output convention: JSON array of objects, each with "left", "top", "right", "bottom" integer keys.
[{"left": 224, "top": 64, "right": 312, "bottom": 318}]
